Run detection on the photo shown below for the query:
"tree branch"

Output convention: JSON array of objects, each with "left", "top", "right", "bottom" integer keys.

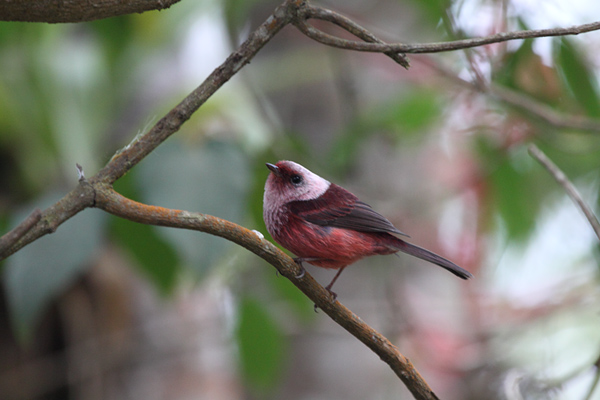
[
  {"left": 528, "top": 144, "right": 600, "bottom": 241},
  {"left": 0, "top": 0, "right": 296, "bottom": 260},
  {"left": 295, "top": 4, "right": 600, "bottom": 55},
  {"left": 92, "top": 184, "right": 440, "bottom": 400},
  {"left": 0, "top": 0, "right": 181, "bottom": 23},
  {"left": 296, "top": 4, "right": 410, "bottom": 68},
  {"left": 0, "top": 182, "right": 96, "bottom": 260},
  {"left": 0, "top": 209, "right": 42, "bottom": 257}
]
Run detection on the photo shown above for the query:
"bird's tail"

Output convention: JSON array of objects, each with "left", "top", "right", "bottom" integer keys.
[{"left": 392, "top": 239, "right": 473, "bottom": 280}]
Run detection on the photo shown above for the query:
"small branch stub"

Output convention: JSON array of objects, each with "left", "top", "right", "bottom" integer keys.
[{"left": 76, "top": 163, "right": 85, "bottom": 182}]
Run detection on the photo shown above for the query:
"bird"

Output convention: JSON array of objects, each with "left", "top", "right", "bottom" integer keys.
[{"left": 263, "top": 160, "right": 472, "bottom": 298}]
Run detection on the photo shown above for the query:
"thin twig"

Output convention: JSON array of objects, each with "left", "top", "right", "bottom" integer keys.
[
  {"left": 528, "top": 144, "right": 600, "bottom": 241},
  {"left": 300, "top": 5, "right": 410, "bottom": 68},
  {"left": 296, "top": 4, "right": 600, "bottom": 55}
]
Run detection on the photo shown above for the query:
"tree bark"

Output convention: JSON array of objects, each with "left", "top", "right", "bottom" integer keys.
[{"left": 0, "top": 0, "right": 181, "bottom": 23}]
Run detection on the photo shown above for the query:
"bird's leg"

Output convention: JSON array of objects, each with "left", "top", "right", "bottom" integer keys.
[
  {"left": 312, "top": 266, "right": 347, "bottom": 312},
  {"left": 324, "top": 266, "right": 347, "bottom": 301}
]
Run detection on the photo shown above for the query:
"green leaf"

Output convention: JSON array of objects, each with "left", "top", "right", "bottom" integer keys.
[
  {"left": 329, "top": 88, "right": 441, "bottom": 170},
  {"left": 3, "top": 194, "right": 105, "bottom": 342},
  {"left": 235, "top": 297, "right": 286, "bottom": 393},
  {"left": 89, "top": 15, "right": 134, "bottom": 71},
  {"left": 409, "top": 0, "right": 451, "bottom": 27},
  {"left": 137, "top": 140, "right": 250, "bottom": 276},
  {"left": 555, "top": 37, "right": 600, "bottom": 118},
  {"left": 487, "top": 150, "right": 540, "bottom": 240},
  {"left": 380, "top": 89, "right": 442, "bottom": 138},
  {"left": 223, "top": 0, "right": 269, "bottom": 36},
  {"left": 493, "top": 29, "right": 533, "bottom": 88},
  {"left": 329, "top": 120, "right": 368, "bottom": 172},
  {"left": 111, "top": 166, "right": 179, "bottom": 294}
]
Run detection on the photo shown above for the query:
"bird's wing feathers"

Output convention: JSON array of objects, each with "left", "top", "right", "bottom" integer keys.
[{"left": 288, "top": 184, "right": 409, "bottom": 237}]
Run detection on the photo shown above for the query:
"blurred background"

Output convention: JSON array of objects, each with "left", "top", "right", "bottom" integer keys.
[{"left": 1, "top": 0, "right": 600, "bottom": 399}]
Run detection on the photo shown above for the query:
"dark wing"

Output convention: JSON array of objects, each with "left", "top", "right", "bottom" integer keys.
[{"left": 288, "top": 184, "right": 409, "bottom": 237}]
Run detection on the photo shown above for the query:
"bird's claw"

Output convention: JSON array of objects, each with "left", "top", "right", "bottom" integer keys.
[
  {"left": 325, "top": 286, "right": 338, "bottom": 302},
  {"left": 292, "top": 258, "right": 306, "bottom": 279},
  {"left": 313, "top": 287, "right": 338, "bottom": 313}
]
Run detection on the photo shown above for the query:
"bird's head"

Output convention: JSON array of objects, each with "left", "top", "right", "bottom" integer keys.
[{"left": 264, "top": 161, "right": 330, "bottom": 207}]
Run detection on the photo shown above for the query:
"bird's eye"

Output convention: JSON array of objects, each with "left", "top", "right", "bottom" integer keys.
[{"left": 290, "top": 174, "right": 303, "bottom": 185}]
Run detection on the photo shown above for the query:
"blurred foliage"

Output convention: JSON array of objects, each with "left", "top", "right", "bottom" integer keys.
[
  {"left": 486, "top": 145, "right": 542, "bottom": 240},
  {"left": 494, "top": 29, "right": 563, "bottom": 105},
  {"left": 235, "top": 296, "right": 287, "bottom": 394},
  {"left": 110, "top": 168, "right": 180, "bottom": 295},
  {"left": 555, "top": 37, "right": 600, "bottom": 118},
  {"left": 110, "top": 216, "right": 180, "bottom": 295},
  {"left": 136, "top": 140, "right": 251, "bottom": 276},
  {"left": 224, "top": 0, "right": 270, "bottom": 38},
  {"left": 330, "top": 88, "right": 442, "bottom": 170},
  {"left": 4, "top": 196, "right": 106, "bottom": 342},
  {"left": 411, "top": 0, "right": 452, "bottom": 28}
]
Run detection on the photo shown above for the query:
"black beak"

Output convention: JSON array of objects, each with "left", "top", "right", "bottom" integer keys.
[{"left": 266, "top": 163, "right": 281, "bottom": 176}]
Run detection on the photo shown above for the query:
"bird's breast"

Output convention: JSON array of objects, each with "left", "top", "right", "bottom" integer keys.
[{"left": 266, "top": 212, "right": 398, "bottom": 269}]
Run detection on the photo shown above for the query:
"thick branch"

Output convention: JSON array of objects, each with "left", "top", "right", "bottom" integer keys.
[
  {"left": 0, "top": 209, "right": 41, "bottom": 257},
  {"left": 93, "top": 185, "right": 440, "bottom": 400},
  {"left": 0, "top": 182, "right": 96, "bottom": 260},
  {"left": 0, "top": 0, "right": 181, "bottom": 23}
]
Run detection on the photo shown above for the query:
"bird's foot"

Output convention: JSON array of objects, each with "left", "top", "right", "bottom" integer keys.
[
  {"left": 324, "top": 285, "right": 338, "bottom": 302},
  {"left": 292, "top": 257, "right": 307, "bottom": 279},
  {"left": 313, "top": 285, "right": 338, "bottom": 313}
]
